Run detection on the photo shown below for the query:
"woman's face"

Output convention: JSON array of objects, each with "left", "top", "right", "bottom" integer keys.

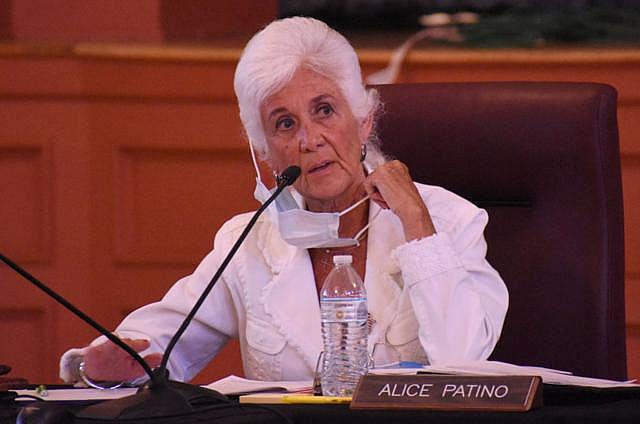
[{"left": 260, "top": 68, "right": 371, "bottom": 211}]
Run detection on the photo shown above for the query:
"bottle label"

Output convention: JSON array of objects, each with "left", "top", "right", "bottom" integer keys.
[{"left": 321, "top": 298, "right": 367, "bottom": 323}]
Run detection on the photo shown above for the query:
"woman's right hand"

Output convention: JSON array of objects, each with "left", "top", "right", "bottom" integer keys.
[{"left": 82, "top": 338, "right": 162, "bottom": 382}]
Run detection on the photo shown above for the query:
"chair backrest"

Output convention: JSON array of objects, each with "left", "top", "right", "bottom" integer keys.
[{"left": 375, "top": 82, "right": 626, "bottom": 380}]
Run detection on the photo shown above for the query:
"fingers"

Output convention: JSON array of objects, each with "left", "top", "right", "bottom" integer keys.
[
  {"left": 366, "top": 160, "right": 436, "bottom": 241},
  {"left": 83, "top": 338, "right": 158, "bottom": 382},
  {"left": 363, "top": 179, "right": 389, "bottom": 209},
  {"left": 364, "top": 160, "right": 411, "bottom": 210},
  {"left": 122, "top": 338, "right": 151, "bottom": 353},
  {"left": 144, "top": 353, "right": 164, "bottom": 369},
  {"left": 365, "top": 160, "right": 418, "bottom": 213}
]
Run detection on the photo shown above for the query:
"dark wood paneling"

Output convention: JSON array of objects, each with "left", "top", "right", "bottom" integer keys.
[
  {"left": 1, "top": 45, "right": 639, "bottom": 384},
  {"left": 114, "top": 147, "right": 255, "bottom": 264},
  {"left": 161, "top": 0, "right": 277, "bottom": 41},
  {"left": 0, "top": 0, "right": 12, "bottom": 40},
  {"left": 9, "top": 0, "right": 162, "bottom": 42},
  {"left": 622, "top": 157, "right": 640, "bottom": 277},
  {"left": 0, "top": 308, "right": 46, "bottom": 382},
  {"left": 0, "top": 146, "right": 51, "bottom": 263}
]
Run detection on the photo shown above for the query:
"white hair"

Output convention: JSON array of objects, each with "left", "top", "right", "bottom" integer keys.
[{"left": 233, "top": 16, "right": 386, "bottom": 169}]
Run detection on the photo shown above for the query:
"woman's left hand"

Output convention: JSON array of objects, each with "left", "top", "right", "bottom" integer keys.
[{"left": 364, "top": 160, "right": 436, "bottom": 241}]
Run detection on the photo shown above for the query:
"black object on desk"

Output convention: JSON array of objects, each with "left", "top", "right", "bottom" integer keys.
[
  {"left": 4, "top": 384, "right": 640, "bottom": 424},
  {"left": 0, "top": 365, "right": 28, "bottom": 392}
]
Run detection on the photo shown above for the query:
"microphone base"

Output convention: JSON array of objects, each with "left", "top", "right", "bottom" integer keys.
[{"left": 74, "top": 380, "right": 231, "bottom": 420}]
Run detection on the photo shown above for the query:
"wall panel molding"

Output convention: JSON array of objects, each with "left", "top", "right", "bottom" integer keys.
[
  {"left": 0, "top": 307, "right": 46, "bottom": 382},
  {"left": 0, "top": 144, "right": 52, "bottom": 263},
  {"left": 114, "top": 146, "right": 256, "bottom": 265},
  {"left": 618, "top": 104, "right": 640, "bottom": 155},
  {"left": 621, "top": 155, "right": 640, "bottom": 277},
  {"left": 626, "top": 278, "right": 640, "bottom": 326}
]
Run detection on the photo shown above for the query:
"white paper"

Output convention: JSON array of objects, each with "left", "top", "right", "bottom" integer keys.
[
  {"left": 205, "top": 375, "right": 313, "bottom": 395},
  {"left": 12, "top": 376, "right": 312, "bottom": 402},
  {"left": 13, "top": 387, "right": 138, "bottom": 402},
  {"left": 370, "top": 360, "right": 639, "bottom": 389}
]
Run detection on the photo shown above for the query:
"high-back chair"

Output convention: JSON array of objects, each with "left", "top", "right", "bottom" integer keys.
[{"left": 375, "top": 82, "right": 626, "bottom": 380}]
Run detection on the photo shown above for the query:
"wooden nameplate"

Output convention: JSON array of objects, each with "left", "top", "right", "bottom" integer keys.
[{"left": 350, "top": 374, "right": 542, "bottom": 411}]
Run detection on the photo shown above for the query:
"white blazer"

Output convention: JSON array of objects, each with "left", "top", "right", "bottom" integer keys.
[{"left": 60, "top": 183, "right": 508, "bottom": 383}]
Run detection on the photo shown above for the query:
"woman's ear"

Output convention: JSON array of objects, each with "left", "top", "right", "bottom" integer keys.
[{"left": 358, "top": 113, "right": 374, "bottom": 142}]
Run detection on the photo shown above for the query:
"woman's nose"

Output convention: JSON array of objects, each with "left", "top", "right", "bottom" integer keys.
[{"left": 298, "top": 124, "right": 323, "bottom": 151}]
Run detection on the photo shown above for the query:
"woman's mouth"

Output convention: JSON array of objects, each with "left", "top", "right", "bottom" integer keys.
[{"left": 308, "top": 161, "right": 333, "bottom": 174}]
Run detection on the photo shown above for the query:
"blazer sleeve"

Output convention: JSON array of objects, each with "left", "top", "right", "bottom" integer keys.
[{"left": 391, "top": 192, "right": 509, "bottom": 364}]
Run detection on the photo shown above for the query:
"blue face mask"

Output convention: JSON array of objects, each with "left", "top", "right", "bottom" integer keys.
[
  {"left": 254, "top": 177, "right": 371, "bottom": 248},
  {"left": 249, "top": 142, "right": 374, "bottom": 249}
]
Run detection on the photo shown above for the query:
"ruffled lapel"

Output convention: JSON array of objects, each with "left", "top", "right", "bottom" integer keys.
[
  {"left": 258, "top": 219, "right": 322, "bottom": 373},
  {"left": 364, "top": 202, "right": 407, "bottom": 348}
]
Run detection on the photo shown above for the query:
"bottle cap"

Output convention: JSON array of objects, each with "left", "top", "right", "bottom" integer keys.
[{"left": 332, "top": 255, "right": 353, "bottom": 265}]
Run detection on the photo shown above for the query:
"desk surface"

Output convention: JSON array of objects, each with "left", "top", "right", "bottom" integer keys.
[{"left": 4, "top": 386, "right": 640, "bottom": 424}]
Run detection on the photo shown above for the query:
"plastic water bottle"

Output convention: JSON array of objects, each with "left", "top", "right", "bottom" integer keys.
[{"left": 320, "top": 255, "right": 368, "bottom": 397}]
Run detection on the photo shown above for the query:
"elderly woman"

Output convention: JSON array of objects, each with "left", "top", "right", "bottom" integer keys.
[{"left": 60, "top": 17, "right": 508, "bottom": 386}]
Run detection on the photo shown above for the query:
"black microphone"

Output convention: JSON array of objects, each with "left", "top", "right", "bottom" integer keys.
[
  {"left": 277, "top": 165, "right": 301, "bottom": 187},
  {"left": 1, "top": 165, "right": 301, "bottom": 421}
]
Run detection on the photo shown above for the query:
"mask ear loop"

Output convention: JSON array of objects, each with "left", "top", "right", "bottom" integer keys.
[
  {"left": 338, "top": 195, "right": 369, "bottom": 217},
  {"left": 248, "top": 141, "right": 264, "bottom": 183},
  {"left": 337, "top": 196, "right": 381, "bottom": 246},
  {"left": 352, "top": 208, "right": 381, "bottom": 246},
  {"left": 249, "top": 141, "right": 262, "bottom": 177}
]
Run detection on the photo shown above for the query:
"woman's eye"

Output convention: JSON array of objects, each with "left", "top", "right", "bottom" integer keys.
[
  {"left": 276, "top": 117, "right": 295, "bottom": 130},
  {"left": 317, "top": 104, "right": 334, "bottom": 116}
]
